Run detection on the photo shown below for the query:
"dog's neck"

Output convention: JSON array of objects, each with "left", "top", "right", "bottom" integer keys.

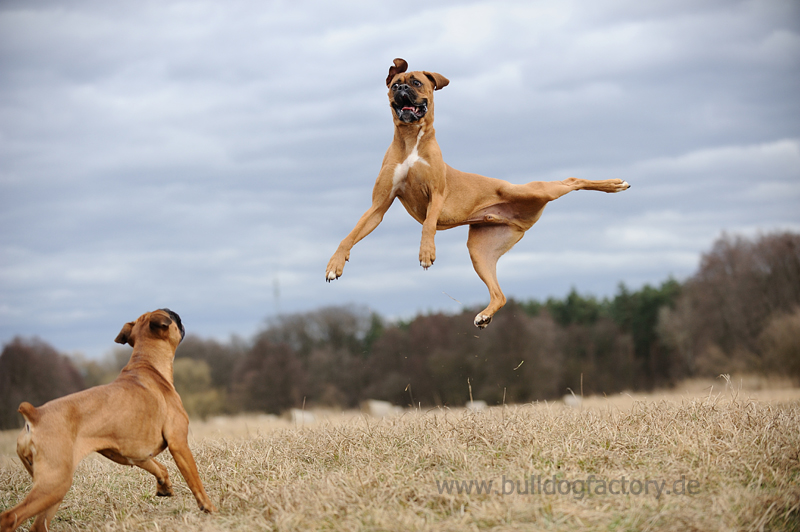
[
  {"left": 122, "top": 345, "right": 175, "bottom": 385},
  {"left": 393, "top": 121, "right": 435, "bottom": 153}
]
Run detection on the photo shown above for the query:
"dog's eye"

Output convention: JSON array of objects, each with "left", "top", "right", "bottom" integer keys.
[
  {"left": 412, "top": 80, "right": 422, "bottom": 87},
  {"left": 392, "top": 83, "right": 399, "bottom": 90}
]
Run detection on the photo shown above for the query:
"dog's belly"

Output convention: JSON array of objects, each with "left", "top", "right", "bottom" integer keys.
[
  {"left": 99, "top": 439, "right": 168, "bottom": 465},
  {"left": 437, "top": 169, "right": 550, "bottom": 230}
]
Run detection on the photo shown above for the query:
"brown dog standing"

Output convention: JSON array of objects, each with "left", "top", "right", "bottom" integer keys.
[
  {"left": 0, "top": 309, "right": 216, "bottom": 532},
  {"left": 326, "top": 58, "right": 630, "bottom": 328}
]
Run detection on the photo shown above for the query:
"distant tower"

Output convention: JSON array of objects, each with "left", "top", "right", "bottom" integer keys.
[{"left": 273, "top": 276, "right": 281, "bottom": 315}]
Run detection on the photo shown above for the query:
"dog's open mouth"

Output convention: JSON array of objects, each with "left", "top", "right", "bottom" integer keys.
[{"left": 393, "top": 97, "right": 428, "bottom": 123}]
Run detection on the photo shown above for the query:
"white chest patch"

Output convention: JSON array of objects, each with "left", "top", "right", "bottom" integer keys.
[{"left": 392, "top": 128, "right": 429, "bottom": 193}]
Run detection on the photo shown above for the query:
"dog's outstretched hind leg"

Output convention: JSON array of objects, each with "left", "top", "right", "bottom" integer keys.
[
  {"left": 467, "top": 224, "right": 525, "bottom": 328},
  {"left": 521, "top": 177, "right": 630, "bottom": 202}
]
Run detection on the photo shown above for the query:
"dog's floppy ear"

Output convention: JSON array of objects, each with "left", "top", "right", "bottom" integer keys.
[
  {"left": 115, "top": 321, "right": 135, "bottom": 346},
  {"left": 149, "top": 312, "right": 173, "bottom": 334},
  {"left": 423, "top": 71, "right": 449, "bottom": 91},
  {"left": 386, "top": 58, "right": 408, "bottom": 87}
]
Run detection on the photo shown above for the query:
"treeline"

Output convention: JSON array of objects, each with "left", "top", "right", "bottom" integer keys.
[{"left": 1, "top": 232, "right": 798, "bottom": 427}]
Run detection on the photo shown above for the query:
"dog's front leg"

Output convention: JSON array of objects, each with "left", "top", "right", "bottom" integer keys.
[
  {"left": 167, "top": 439, "right": 217, "bottom": 513},
  {"left": 418, "top": 192, "right": 445, "bottom": 269},
  {"left": 326, "top": 178, "right": 394, "bottom": 281}
]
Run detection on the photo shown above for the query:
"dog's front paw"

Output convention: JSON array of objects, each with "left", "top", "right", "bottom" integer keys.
[
  {"left": 200, "top": 501, "right": 218, "bottom": 514},
  {"left": 474, "top": 313, "right": 493, "bottom": 329},
  {"left": 419, "top": 246, "right": 436, "bottom": 270},
  {"left": 325, "top": 252, "right": 348, "bottom": 282}
]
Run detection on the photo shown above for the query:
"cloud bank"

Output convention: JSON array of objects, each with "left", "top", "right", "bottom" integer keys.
[{"left": 1, "top": 0, "right": 798, "bottom": 356}]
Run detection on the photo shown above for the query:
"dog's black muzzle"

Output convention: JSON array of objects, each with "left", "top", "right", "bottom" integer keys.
[
  {"left": 159, "top": 308, "right": 185, "bottom": 341},
  {"left": 392, "top": 85, "right": 428, "bottom": 123}
]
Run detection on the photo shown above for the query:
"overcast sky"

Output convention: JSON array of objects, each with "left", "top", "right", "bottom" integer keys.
[{"left": 1, "top": 0, "right": 798, "bottom": 358}]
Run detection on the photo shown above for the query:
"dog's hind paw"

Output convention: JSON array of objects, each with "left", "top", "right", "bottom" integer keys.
[
  {"left": 614, "top": 180, "right": 630, "bottom": 192},
  {"left": 326, "top": 270, "right": 339, "bottom": 282},
  {"left": 474, "top": 313, "right": 492, "bottom": 329},
  {"left": 156, "top": 480, "right": 174, "bottom": 497}
]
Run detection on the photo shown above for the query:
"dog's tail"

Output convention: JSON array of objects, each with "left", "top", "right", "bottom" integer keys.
[
  {"left": 17, "top": 402, "right": 39, "bottom": 475},
  {"left": 18, "top": 402, "right": 40, "bottom": 425}
]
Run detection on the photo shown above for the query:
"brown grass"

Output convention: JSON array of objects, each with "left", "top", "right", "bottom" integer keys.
[{"left": 2, "top": 377, "right": 799, "bottom": 531}]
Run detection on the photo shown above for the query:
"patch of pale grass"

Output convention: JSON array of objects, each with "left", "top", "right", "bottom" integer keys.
[
  {"left": 577, "top": 374, "right": 800, "bottom": 412},
  {"left": 2, "top": 383, "right": 799, "bottom": 531},
  {"left": 187, "top": 410, "right": 364, "bottom": 441}
]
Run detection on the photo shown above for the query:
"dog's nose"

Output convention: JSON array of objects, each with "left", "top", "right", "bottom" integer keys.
[{"left": 395, "top": 83, "right": 409, "bottom": 92}]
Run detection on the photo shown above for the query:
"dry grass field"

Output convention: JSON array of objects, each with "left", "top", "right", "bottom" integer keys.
[{"left": 2, "top": 376, "right": 799, "bottom": 531}]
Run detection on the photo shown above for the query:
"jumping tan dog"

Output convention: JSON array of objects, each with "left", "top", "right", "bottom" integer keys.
[
  {"left": 326, "top": 58, "right": 630, "bottom": 328},
  {"left": 0, "top": 309, "right": 216, "bottom": 532}
]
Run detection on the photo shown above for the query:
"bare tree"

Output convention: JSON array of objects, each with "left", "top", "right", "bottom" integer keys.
[
  {"left": 232, "top": 338, "right": 305, "bottom": 414},
  {"left": 0, "top": 337, "right": 85, "bottom": 429},
  {"left": 658, "top": 232, "right": 800, "bottom": 375}
]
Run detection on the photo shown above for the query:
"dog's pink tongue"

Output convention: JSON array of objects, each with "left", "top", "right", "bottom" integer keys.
[{"left": 402, "top": 106, "right": 415, "bottom": 111}]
